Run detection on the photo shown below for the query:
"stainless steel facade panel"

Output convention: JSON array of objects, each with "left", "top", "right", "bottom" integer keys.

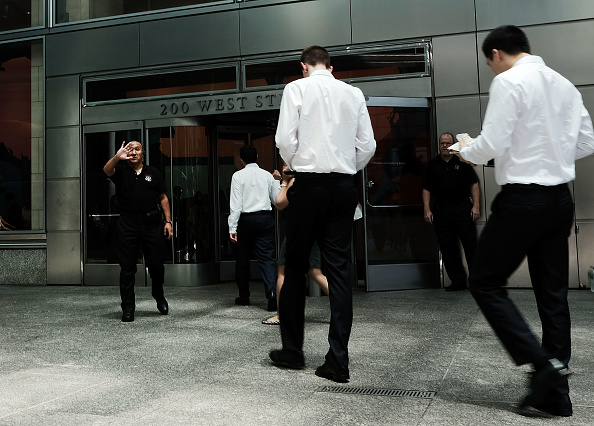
[
  {"left": 475, "top": 0, "right": 594, "bottom": 30},
  {"left": 478, "top": 22, "right": 594, "bottom": 93},
  {"left": 46, "top": 180, "right": 81, "bottom": 232},
  {"left": 46, "top": 76, "right": 80, "bottom": 128},
  {"left": 140, "top": 11, "right": 240, "bottom": 66},
  {"left": 481, "top": 164, "right": 499, "bottom": 221},
  {"left": 435, "top": 96, "right": 482, "bottom": 140},
  {"left": 574, "top": 155, "right": 594, "bottom": 220},
  {"left": 351, "top": 0, "right": 475, "bottom": 44},
  {"left": 239, "top": 0, "right": 351, "bottom": 56},
  {"left": 47, "top": 127, "right": 81, "bottom": 180},
  {"left": 354, "top": 77, "right": 432, "bottom": 98},
  {"left": 46, "top": 25, "right": 139, "bottom": 76},
  {"left": 433, "top": 34, "right": 479, "bottom": 97},
  {"left": 577, "top": 223, "right": 594, "bottom": 287},
  {"left": 46, "top": 232, "right": 81, "bottom": 285}
]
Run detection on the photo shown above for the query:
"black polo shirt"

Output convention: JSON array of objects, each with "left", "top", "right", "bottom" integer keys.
[
  {"left": 109, "top": 163, "right": 167, "bottom": 214},
  {"left": 422, "top": 155, "right": 479, "bottom": 209}
]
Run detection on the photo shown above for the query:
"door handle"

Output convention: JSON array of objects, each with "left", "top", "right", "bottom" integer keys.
[{"left": 367, "top": 180, "right": 375, "bottom": 188}]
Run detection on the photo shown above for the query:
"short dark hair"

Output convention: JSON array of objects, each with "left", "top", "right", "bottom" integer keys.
[
  {"left": 240, "top": 145, "right": 258, "bottom": 164},
  {"left": 300, "top": 45, "right": 331, "bottom": 68},
  {"left": 482, "top": 25, "right": 531, "bottom": 60},
  {"left": 439, "top": 132, "right": 455, "bottom": 143}
]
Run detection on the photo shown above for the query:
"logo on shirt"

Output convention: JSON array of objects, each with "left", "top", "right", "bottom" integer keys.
[
  {"left": 145, "top": 175, "right": 152, "bottom": 182},
  {"left": 454, "top": 165, "right": 460, "bottom": 170}
]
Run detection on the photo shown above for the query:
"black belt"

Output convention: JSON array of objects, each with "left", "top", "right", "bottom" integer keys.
[
  {"left": 503, "top": 183, "right": 567, "bottom": 191},
  {"left": 295, "top": 172, "right": 352, "bottom": 180},
  {"left": 241, "top": 210, "right": 271, "bottom": 217}
]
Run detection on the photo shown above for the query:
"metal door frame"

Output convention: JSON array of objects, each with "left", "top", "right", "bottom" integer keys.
[
  {"left": 82, "top": 121, "right": 144, "bottom": 286},
  {"left": 363, "top": 96, "right": 439, "bottom": 291}
]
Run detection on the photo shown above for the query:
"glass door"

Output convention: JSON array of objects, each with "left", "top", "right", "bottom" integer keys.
[
  {"left": 145, "top": 118, "right": 217, "bottom": 286},
  {"left": 362, "top": 97, "right": 440, "bottom": 291},
  {"left": 83, "top": 122, "right": 144, "bottom": 286}
]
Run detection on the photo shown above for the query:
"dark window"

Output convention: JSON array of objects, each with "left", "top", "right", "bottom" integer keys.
[
  {"left": 244, "top": 46, "right": 428, "bottom": 89},
  {"left": 85, "top": 67, "right": 238, "bottom": 103}
]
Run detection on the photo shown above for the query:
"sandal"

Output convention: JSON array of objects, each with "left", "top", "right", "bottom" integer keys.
[{"left": 262, "top": 317, "right": 280, "bottom": 325}]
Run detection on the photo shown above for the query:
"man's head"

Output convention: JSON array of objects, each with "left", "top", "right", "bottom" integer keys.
[
  {"left": 438, "top": 133, "right": 455, "bottom": 158},
  {"left": 126, "top": 141, "right": 143, "bottom": 165},
  {"left": 300, "top": 45, "right": 332, "bottom": 77},
  {"left": 239, "top": 145, "right": 258, "bottom": 165},
  {"left": 482, "top": 25, "right": 531, "bottom": 75}
]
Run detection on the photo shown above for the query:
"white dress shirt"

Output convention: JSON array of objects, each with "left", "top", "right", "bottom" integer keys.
[
  {"left": 460, "top": 55, "right": 594, "bottom": 185},
  {"left": 228, "top": 163, "right": 280, "bottom": 234},
  {"left": 275, "top": 69, "right": 376, "bottom": 174}
]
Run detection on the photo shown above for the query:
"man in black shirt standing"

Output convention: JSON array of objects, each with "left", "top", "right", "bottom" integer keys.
[
  {"left": 103, "top": 141, "right": 173, "bottom": 322},
  {"left": 422, "top": 132, "right": 480, "bottom": 291}
]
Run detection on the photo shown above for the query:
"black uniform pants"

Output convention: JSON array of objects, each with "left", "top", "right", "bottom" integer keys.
[
  {"left": 235, "top": 212, "right": 277, "bottom": 300},
  {"left": 280, "top": 173, "right": 357, "bottom": 368},
  {"left": 469, "top": 183, "right": 573, "bottom": 395},
  {"left": 117, "top": 213, "right": 165, "bottom": 312},
  {"left": 433, "top": 201, "right": 477, "bottom": 287}
]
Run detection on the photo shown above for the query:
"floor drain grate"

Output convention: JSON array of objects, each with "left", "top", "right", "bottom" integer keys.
[{"left": 316, "top": 386, "right": 436, "bottom": 399}]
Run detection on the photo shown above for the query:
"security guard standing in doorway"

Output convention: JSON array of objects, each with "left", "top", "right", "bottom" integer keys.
[{"left": 103, "top": 141, "right": 173, "bottom": 322}]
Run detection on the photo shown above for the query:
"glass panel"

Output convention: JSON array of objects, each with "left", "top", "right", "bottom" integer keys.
[
  {"left": 364, "top": 106, "right": 437, "bottom": 265},
  {"left": 0, "top": 39, "right": 43, "bottom": 231},
  {"left": 56, "top": 0, "right": 228, "bottom": 24},
  {"left": 244, "top": 46, "right": 427, "bottom": 89},
  {"left": 0, "top": 1, "right": 42, "bottom": 32},
  {"left": 85, "top": 129, "right": 142, "bottom": 263},
  {"left": 148, "top": 126, "right": 214, "bottom": 264},
  {"left": 216, "top": 112, "right": 278, "bottom": 261},
  {"left": 85, "top": 67, "right": 237, "bottom": 104}
]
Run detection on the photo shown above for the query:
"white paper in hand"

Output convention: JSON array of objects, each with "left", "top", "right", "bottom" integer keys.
[{"left": 448, "top": 133, "right": 475, "bottom": 153}]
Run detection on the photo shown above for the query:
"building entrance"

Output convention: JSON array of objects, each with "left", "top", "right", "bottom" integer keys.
[{"left": 82, "top": 99, "right": 440, "bottom": 290}]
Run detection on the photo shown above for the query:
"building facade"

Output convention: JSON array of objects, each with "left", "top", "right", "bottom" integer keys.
[{"left": 1, "top": 0, "right": 594, "bottom": 290}]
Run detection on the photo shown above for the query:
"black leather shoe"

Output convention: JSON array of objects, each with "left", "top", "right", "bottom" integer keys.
[
  {"left": 235, "top": 296, "right": 250, "bottom": 306},
  {"left": 121, "top": 311, "right": 134, "bottom": 322},
  {"left": 445, "top": 284, "right": 467, "bottom": 292},
  {"left": 530, "top": 394, "right": 573, "bottom": 417},
  {"left": 157, "top": 299, "right": 169, "bottom": 315},
  {"left": 519, "top": 359, "right": 572, "bottom": 411},
  {"left": 315, "top": 362, "right": 350, "bottom": 383},
  {"left": 267, "top": 297, "right": 277, "bottom": 312},
  {"left": 269, "top": 349, "right": 305, "bottom": 369}
]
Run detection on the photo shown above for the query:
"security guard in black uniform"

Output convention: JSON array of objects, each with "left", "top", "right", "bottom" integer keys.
[{"left": 103, "top": 141, "right": 173, "bottom": 322}]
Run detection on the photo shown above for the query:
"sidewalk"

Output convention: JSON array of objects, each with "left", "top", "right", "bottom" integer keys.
[{"left": 1, "top": 283, "right": 593, "bottom": 425}]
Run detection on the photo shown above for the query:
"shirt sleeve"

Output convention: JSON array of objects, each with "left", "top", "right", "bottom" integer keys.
[
  {"left": 269, "top": 176, "right": 281, "bottom": 207},
  {"left": 460, "top": 77, "right": 519, "bottom": 165},
  {"left": 275, "top": 83, "right": 302, "bottom": 169},
  {"left": 575, "top": 104, "right": 594, "bottom": 160},
  {"left": 355, "top": 93, "right": 377, "bottom": 171},
  {"left": 228, "top": 173, "right": 242, "bottom": 234}
]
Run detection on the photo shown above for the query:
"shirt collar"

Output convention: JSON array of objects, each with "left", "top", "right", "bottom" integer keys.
[
  {"left": 513, "top": 55, "right": 545, "bottom": 68},
  {"left": 310, "top": 69, "right": 334, "bottom": 79},
  {"left": 244, "top": 163, "right": 259, "bottom": 169}
]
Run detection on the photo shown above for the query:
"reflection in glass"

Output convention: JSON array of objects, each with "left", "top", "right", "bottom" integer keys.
[
  {"left": 85, "top": 129, "right": 142, "bottom": 263},
  {"left": 0, "top": 40, "right": 43, "bottom": 231},
  {"left": 0, "top": 1, "right": 42, "bottom": 32},
  {"left": 364, "top": 106, "right": 437, "bottom": 265},
  {"left": 56, "top": 0, "right": 226, "bottom": 24},
  {"left": 149, "top": 126, "right": 213, "bottom": 264}
]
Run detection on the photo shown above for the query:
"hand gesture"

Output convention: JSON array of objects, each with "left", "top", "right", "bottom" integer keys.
[{"left": 115, "top": 141, "right": 132, "bottom": 161}]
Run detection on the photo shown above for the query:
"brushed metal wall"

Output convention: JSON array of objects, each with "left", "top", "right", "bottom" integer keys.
[
  {"left": 351, "top": 0, "right": 475, "bottom": 43},
  {"left": 239, "top": 0, "right": 351, "bottom": 55},
  {"left": 475, "top": 0, "right": 594, "bottom": 30},
  {"left": 140, "top": 11, "right": 240, "bottom": 65},
  {"left": 46, "top": 127, "right": 81, "bottom": 180}
]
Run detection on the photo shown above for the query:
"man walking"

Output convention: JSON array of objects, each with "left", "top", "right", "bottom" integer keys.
[
  {"left": 103, "top": 141, "right": 172, "bottom": 322},
  {"left": 458, "top": 25, "right": 594, "bottom": 416},
  {"left": 271, "top": 45, "right": 376, "bottom": 382},
  {"left": 228, "top": 145, "right": 280, "bottom": 312},
  {"left": 423, "top": 132, "right": 480, "bottom": 291}
]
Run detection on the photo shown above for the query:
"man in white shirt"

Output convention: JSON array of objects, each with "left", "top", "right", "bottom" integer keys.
[
  {"left": 458, "top": 25, "right": 594, "bottom": 417},
  {"left": 228, "top": 145, "right": 280, "bottom": 311},
  {"left": 270, "top": 45, "right": 376, "bottom": 382}
]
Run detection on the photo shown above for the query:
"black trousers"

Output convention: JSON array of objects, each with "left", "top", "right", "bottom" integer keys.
[
  {"left": 469, "top": 184, "right": 573, "bottom": 395},
  {"left": 280, "top": 173, "right": 357, "bottom": 368},
  {"left": 117, "top": 213, "right": 165, "bottom": 312},
  {"left": 433, "top": 201, "right": 477, "bottom": 287},
  {"left": 235, "top": 212, "right": 276, "bottom": 299}
]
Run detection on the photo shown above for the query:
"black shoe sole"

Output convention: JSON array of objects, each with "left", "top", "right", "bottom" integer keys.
[{"left": 315, "top": 365, "right": 350, "bottom": 383}]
